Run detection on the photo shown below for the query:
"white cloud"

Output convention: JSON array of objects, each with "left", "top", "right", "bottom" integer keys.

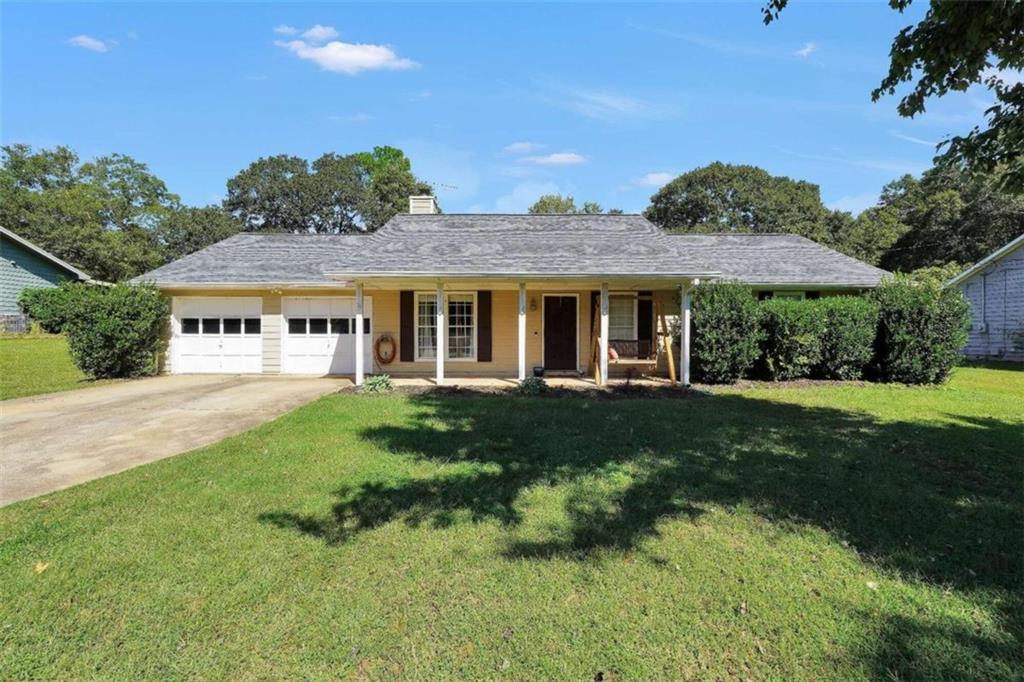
[
  {"left": 553, "top": 87, "right": 669, "bottom": 121},
  {"left": 828, "top": 193, "right": 879, "bottom": 215},
  {"left": 774, "top": 145, "right": 927, "bottom": 176},
  {"left": 326, "top": 112, "right": 372, "bottom": 123},
  {"left": 521, "top": 152, "right": 587, "bottom": 166},
  {"left": 274, "top": 24, "right": 299, "bottom": 35},
  {"left": 302, "top": 24, "right": 339, "bottom": 43},
  {"left": 629, "top": 23, "right": 776, "bottom": 59},
  {"left": 275, "top": 32, "right": 419, "bottom": 75},
  {"left": 888, "top": 130, "right": 939, "bottom": 147},
  {"left": 503, "top": 142, "right": 544, "bottom": 154},
  {"left": 631, "top": 172, "right": 675, "bottom": 187},
  {"left": 795, "top": 42, "right": 817, "bottom": 58},
  {"left": 411, "top": 91, "right": 432, "bottom": 100},
  {"left": 495, "top": 181, "right": 562, "bottom": 213},
  {"left": 67, "top": 35, "right": 110, "bottom": 53},
  {"left": 126, "top": 31, "right": 140, "bottom": 40}
]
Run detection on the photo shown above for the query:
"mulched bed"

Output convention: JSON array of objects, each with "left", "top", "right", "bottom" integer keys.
[{"left": 338, "top": 376, "right": 888, "bottom": 399}]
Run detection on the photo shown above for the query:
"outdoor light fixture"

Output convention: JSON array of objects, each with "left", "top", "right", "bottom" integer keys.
[{"left": 529, "top": 297, "right": 538, "bottom": 311}]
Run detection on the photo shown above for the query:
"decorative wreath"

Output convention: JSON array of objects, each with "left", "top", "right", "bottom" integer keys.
[{"left": 373, "top": 333, "right": 397, "bottom": 365}]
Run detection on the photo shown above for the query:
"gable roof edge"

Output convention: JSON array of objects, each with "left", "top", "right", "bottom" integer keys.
[
  {"left": 946, "top": 232, "right": 1024, "bottom": 287},
  {"left": 1, "top": 226, "right": 92, "bottom": 281}
]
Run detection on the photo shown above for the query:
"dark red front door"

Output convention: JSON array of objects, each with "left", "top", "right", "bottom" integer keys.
[{"left": 544, "top": 296, "right": 577, "bottom": 371}]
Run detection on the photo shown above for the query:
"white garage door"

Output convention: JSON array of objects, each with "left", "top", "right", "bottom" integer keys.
[
  {"left": 173, "top": 297, "right": 263, "bottom": 374},
  {"left": 282, "top": 297, "right": 373, "bottom": 375}
]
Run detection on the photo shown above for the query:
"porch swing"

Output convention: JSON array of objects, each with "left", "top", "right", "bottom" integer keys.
[{"left": 587, "top": 292, "right": 677, "bottom": 385}]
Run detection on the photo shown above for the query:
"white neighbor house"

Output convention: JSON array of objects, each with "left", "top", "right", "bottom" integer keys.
[{"left": 947, "top": 233, "right": 1024, "bottom": 362}]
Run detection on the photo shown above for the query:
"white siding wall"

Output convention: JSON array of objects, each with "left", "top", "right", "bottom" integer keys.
[{"left": 959, "top": 246, "right": 1024, "bottom": 361}]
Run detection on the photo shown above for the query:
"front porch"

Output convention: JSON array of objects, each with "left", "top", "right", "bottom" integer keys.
[
  {"left": 347, "top": 278, "right": 702, "bottom": 388},
  {"left": 387, "top": 374, "right": 678, "bottom": 390}
]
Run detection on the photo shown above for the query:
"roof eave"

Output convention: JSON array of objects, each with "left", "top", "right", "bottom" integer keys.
[
  {"left": 1, "top": 226, "right": 92, "bottom": 281},
  {"left": 945, "top": 233, "right": 1024, "bottom": 287},
  {"left": 140, "top": 281, "right": 357, "bottom": 290},
  {"left": 324, "top": 271, "right": 721, "bottom": 280}
]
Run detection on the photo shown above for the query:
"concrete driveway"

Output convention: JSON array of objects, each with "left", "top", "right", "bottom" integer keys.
[{"left": 1, "top": 375, "right": 348, "bottom": 506}]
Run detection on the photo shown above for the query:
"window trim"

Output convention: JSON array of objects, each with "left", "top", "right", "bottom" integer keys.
[
  {"left": 772, "top": 291, "right": 806, "bottom": 301},
  {"left": 414, "top": 291, "right": 478, "bottom": 362},
  {"left": 180, "top": 315, "right": 261, "bottom": 337}
]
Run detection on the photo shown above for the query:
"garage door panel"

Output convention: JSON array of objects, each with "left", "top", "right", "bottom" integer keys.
[
  {"left": 283, "top": 296, "right": 372, "bottom": 375},
  {"left": 172, "top": 297, "right": 263, "bottom": 374}
]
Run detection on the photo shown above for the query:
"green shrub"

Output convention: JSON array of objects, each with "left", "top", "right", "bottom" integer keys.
[
  {"left": 872, "top": 277, "right": 970, "bottom": 384},
  {"left": 359, "top": 374, "right": 394, "bottom": 394},
  {"left": 63, "top": 283, "right": 169, "bottom": 379},
  {"left": 517, "top": 376, "right": 548, "bottom": 395},
  {"left": 814, "top": 297, "right": 879, "bottom": 380},
  {"left": 690, "top": 281, "right": 762, "bottom": 383},
  {"left": 18, "top": 283, "right": 92, "bottom": 334},
  {"left": 758, "top": 299, "right": 827, "bottom": 380}
]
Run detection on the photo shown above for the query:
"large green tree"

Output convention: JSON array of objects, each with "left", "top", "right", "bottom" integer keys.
[
  {"left": 223, "top": 155, "right": 314, "bottom": 233},
  {"left": 0, "top": 145, "right": 178, "bottom": 281},
  {"left": 643, "top": 162, "right": 830, "bottom": 241},
  {"left": 836, "top": 205, "right": 910, "bottom": 267},
  {"left": 764, "top": 0, "right": 1024, "bottom": 192},
  {"left": 155, "top": 206, "right": 242, "bottom": 262},
  {"left": 225, "top": 146, "right": 431, "bottom": 233},
  {"left": 528, "top": 194, "right": 622, "bottom": 215},
  {"left": 877, "top": 166, "right": 1024, "bottom": 271},
  {"left": 355, "top": 146, "right": 434, "bottom": 230}
]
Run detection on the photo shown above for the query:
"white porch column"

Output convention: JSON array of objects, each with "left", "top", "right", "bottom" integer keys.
[
  {"left": 354, "top": 282, "right": 365, "bottom": 386},
  {"left": 435, "top": 285, "right": 445, "bottom": 385},
  {"left": 518, "top": 283, "right": 527, "bottom": 381},
  {"left": 599, "top": 283, "right": 609, "bottom": 386},
  {"left": 681, "top": 278, "right": 699, "bottom": 387}
]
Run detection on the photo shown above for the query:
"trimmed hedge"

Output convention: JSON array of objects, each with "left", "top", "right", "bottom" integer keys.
[
  {"left": 758, "top": 299, "right": 827, "bottom": 380},
  {"left": 62, "top": 283, "right": 169, "bottom": 379},
  {"left": 18, "top": 283, "right": 92, "bottom": 334},
  {"left": 872, "top": 277, "right": 970, "bottom": 384},
  {"left": 814, "top": 297, "right": 879, "bottom": 380},
  {"left": 690, "top": 281, "right": 762, "bottom": 383}
]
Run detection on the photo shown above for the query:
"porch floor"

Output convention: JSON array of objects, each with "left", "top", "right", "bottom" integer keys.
[{"left": 388, "top": 376, "right": 676, "bottom": 389}]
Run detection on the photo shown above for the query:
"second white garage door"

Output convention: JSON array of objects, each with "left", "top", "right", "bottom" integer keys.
[{"left": 282, "top": 297, "right": 374, "bottom": 375}]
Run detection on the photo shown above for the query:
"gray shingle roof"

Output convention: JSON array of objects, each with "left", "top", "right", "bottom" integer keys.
[
  {"left": 349, "top": 213, "right": 718, "bottom": 277},
  {"left": 135, "top": 214, "right": 887, "bottom": 287},
  {"left": 133, "top": 233, "right": 367, "bottom": 284},
  {"left": 668, "top": 233, "right": 888, "bottom": 287}
]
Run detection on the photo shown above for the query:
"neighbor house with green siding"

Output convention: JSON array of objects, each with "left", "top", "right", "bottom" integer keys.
[{"left": 1, "top": 226, "right": 91, "bottom": 320}]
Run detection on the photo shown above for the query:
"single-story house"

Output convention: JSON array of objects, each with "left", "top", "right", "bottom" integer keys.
[
  {"left": 946, "top": 233, "right": 1024, "bottom": 362},
  {"left": 135, "top": 196, "right": 887, "bottom": 385},
  {"left": 1, "top": 226, "right": 91, "bottom": 329}
]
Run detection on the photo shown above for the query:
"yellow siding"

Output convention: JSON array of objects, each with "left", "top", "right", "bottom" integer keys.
[
  {"left": 262, "top": 294, "right": 282, "bottom": 373},
  {"left": 161, "top": 286, "right": 690, "bottom": 378},
  {"left": 373, "top": 289, "right": 580, "bottom": 377}
]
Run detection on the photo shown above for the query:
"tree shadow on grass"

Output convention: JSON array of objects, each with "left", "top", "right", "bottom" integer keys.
[
  {"left": 260, "top": 393, "right": 1020, "bottom": 586},
  {"left": 258, "top": 391, "right": 1022, "bottom": 668}
]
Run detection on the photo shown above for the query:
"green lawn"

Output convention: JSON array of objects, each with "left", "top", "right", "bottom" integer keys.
[
  {"left": 2, "top": 368, "right": 1021, "bottom": 679},
  {"left": 0, "top": 335, "right": 115, "bottom": 400}
]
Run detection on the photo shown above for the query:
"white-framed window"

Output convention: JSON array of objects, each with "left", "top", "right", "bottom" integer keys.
[
  {"left": 415, "top": 292, "right": 477, "bottom": 361},
  {"left": 608, "top": 293, "right": 637, "bottom": 340},
  {"left": 417, "top": 295, "right": 437, "bottom": 359}
]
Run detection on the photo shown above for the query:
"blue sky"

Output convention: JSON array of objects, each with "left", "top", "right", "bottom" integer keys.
[{"left": 2, "top": 2, "right": 992, "bottom": 215}]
